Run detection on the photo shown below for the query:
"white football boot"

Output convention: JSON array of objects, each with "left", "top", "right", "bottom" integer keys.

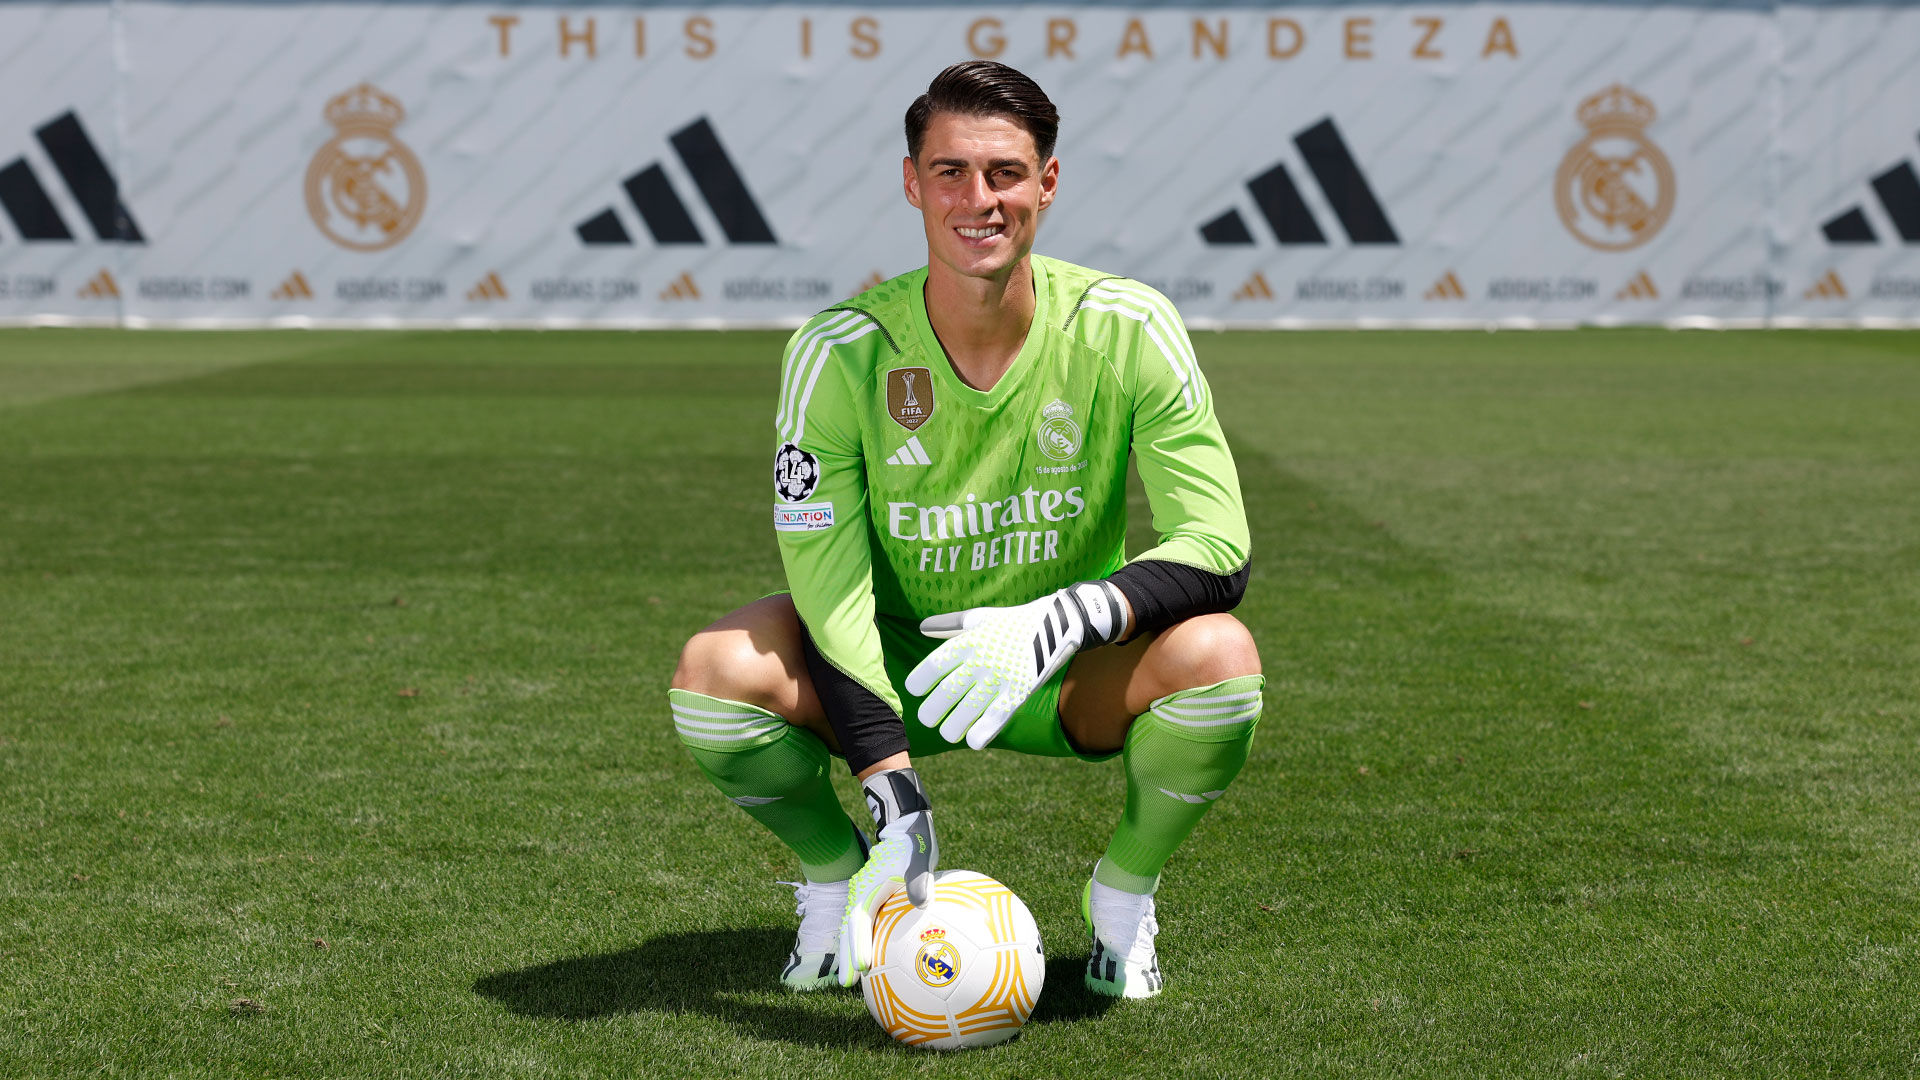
[
  {"left": 778, "top": 828, "right": 868, "bottom": 991},
  {"left": 778, "top": 878, "right": 850, "bottom": 990},
  {"left": 1083, "top": 878, "right": 1164, "bottom": 998}
]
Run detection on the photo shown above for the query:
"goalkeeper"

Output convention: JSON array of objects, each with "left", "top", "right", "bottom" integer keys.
[{"left": 670, "top": 60, "right": 1261, "bottom": 1000}]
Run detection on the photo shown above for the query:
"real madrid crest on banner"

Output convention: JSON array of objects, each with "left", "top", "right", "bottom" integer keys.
[
  {"left": 1554, "top": 84, "right": 1674, "bottom": 252},
  {"left": 305, "top": 83, "right": 427, "bottom": 252}
]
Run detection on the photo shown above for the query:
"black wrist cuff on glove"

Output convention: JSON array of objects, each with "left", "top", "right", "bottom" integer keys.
[
  {"left": 1065, "top": 579, "right": 1129, "bottom": 647},
  {"left": 861, "top": 767, "right": 930, "bottom": 830}
]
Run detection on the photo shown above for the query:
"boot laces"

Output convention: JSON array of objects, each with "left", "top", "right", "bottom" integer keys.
[
  {"left": 1089, "top": 883, "right": 1159, "bottom": 967},
  {"left": 780, "top": 880, "right": 847, "bottom": 956}
]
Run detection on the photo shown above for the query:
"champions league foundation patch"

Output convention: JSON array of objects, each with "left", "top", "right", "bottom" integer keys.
[{"left": 774, "top": 503, "right": 835, "bottom": 531}]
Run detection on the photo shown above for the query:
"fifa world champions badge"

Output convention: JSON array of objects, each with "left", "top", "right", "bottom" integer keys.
[
  {"left": 887, "top": 367, "right": 935, "bottom": 431},
  {"left": 305, "top": 83, "right": 427, "bottom": 252},
  {"left": 1554, "top": 84, "right": 1674, "bottom": 252}
]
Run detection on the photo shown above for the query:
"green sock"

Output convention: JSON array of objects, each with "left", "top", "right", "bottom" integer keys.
[
  {"left": 1095, "top": 674, "right": 1266, "bottom": 895},
  {"left": 670, "top": 689, "right": 863, "bottom": 882}
]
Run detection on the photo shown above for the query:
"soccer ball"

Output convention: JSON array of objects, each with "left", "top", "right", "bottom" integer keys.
[{"left": 861, "top": 870, "right": 1045, "bottom": 1050}]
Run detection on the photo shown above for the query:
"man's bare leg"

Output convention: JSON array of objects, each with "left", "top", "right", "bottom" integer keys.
[
  {"left": 672, "top": 596, "right": 835, "bottom": 748},
  {"left": 1057, "top": 612, "right": 1263, "bottom": 753}
]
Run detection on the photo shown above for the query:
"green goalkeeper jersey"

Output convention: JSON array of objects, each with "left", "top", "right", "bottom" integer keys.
[{"left": 772, "top": 254, "right": 1250, "bottom": 717}]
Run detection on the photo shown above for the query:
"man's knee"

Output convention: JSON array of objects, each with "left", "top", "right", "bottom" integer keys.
[
  {"left": 1149, "top": 613, "right": 1261, "bottom": 693},
  {"left": 672, "top": 629, "right": 760, "bottom": 699},
  {"left": 1060, "top": 613, "right": 1261, "bottom": 748},
  {"left": 669, "top": 598, "right": 825, "bottom": 732}
]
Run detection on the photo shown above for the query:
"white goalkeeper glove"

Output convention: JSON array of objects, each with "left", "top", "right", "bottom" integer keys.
[
  {"left": 837, "top": 767, "right": 938, "bottom": 987},
  {"left": 905, "top": 580, "right": 1130, "bottom": 750}
]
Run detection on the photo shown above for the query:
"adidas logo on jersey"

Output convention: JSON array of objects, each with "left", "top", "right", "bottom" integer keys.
[{"left": 886, "top": 436, "right": 933, "bottom": 466}]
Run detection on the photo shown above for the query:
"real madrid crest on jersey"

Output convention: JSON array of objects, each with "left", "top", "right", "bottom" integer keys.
[
  {"left": 887, "top": 367, "right": 934, "bottom": 431},
  {"left": 1555, "top": 84, "right": 1674, "bottom": 252},
  {"left": 1036, "top": 400, "right": 1082, "bottom": 461},
  {"left": 305, "top": 83, "right": 427, "bottom": 252}
]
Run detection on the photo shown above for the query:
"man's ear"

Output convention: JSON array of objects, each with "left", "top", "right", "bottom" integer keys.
[
  {"left": 1037, "top": 155, "right": 1059, "bottom": 212},
  {"left": 903, "top": 156, "right": 922, "bottom": 210}
]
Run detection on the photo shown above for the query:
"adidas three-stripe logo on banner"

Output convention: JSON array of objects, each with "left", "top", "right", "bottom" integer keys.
[
  {"left": 1823, "top": 129, "right": 1920, "bottom": 244},
  {"left": 1804, "top": 270, "right": 1848, "bottom": 300},
  {"left": 270, "top": 271, "right": 314, "bottom": 300},
  {"left": 76, "top": 269, "right": 119, "bottom": 298},
  {"left": 886, "top": 436, "right": 932, "bottom": 466},
  {"left": 577, "top": 117, "right": 775, "bottom": 246},
  {"left": 1199, "top": 118, "right": 1398, "bottom": 246},
  {"left": 0, "top": 111, "right": 143, "bottom": 243}
]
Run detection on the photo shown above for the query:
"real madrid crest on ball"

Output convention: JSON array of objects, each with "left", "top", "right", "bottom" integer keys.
[
  {"left": 915, "top": 927, "right": 960, "bottom": 987},
  {"left": 1036, "top": 399, "right": 1082, "bottom": 461},
  {"left": 1555, "top": 84, "right": 1674, "bottom": 252},
  {"left": 306, "top": 83, "right": 427, "bottom": 252},
  {"left": 773, "top": 442, "right": 820, "bottom": 502}
]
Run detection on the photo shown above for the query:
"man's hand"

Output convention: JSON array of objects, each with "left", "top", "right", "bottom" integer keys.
[
  {"left": 836, "top": 767, "right": 937, "bottom": 987},
  {"left": 906, "top": 580, "right": 1129, "bottom": 750}
]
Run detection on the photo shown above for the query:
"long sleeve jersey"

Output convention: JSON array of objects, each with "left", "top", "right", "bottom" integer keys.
[{"left": 772, "top": 254, "right": 1251, "bottom": 739}]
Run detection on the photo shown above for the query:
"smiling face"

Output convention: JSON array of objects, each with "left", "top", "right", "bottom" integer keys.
[{"left": 903, "top": 112, "right": 1058, "bottom": 285}]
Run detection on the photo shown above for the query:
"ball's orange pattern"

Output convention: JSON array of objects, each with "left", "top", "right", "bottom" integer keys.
[{"left": 864, "top": 871, "right": 1043, "bottom": 1049}]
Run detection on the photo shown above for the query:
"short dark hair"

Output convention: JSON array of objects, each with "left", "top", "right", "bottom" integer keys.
[{"left": 905, "top": 61, "right": 1060, "bottom": 164}]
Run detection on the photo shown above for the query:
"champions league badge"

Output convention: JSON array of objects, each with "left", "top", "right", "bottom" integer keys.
[
  {"left": 305, "top": 83, "right": 427, "bottom": 253},
  {"left": 1036, "top": 399, "right": 1082, "bottom": 461},
  {"left": 1555, "top": 84, "right": 1674, "bottom": 253},
  {"left": 774, "top": 442, "right": 820, "bottom": 502}
]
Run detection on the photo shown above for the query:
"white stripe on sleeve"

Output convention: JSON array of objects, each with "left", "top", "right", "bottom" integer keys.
[
  {"left": 789, "top": 321, "right": 879, "bottom": 445},
  {"left": 777, "top": 311, "right": 862, "bottom": 440}
]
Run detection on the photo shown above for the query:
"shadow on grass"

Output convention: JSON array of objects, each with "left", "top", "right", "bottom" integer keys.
[
  {"left": 473, "top": 930, "right": 1114, "bottom": 1049},
  {"left": 1031, "top": 952, "right": 1120, "bottom": 1024}
]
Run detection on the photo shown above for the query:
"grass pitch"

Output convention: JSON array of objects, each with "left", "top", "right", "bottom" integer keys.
[{"left": 2, "top": 327, "right": 1917, "bottom": 1078}]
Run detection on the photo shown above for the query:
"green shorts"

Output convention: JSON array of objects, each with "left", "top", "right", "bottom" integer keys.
[{"left": 874, "top": 614, "right": 1117, "bottom": 763}]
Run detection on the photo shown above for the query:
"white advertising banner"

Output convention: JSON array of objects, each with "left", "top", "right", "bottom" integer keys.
[{"left": 0, "top": 2, "right": 1916, "bottom": 327}]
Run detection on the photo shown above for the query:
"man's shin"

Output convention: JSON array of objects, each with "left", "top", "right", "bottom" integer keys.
[{"left": 1095, "top": 674, "right": 1265, "bottom": 895}]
